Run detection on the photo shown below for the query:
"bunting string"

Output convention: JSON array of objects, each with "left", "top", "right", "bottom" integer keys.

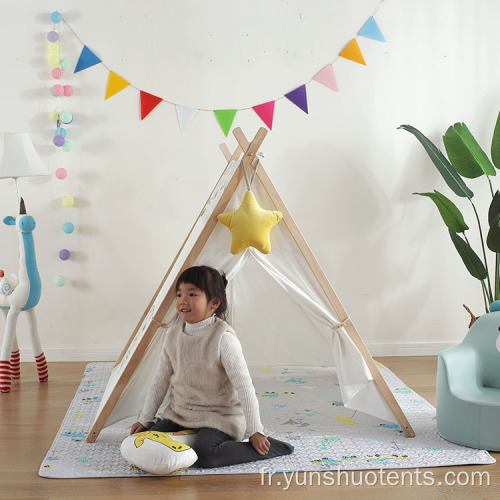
[{"left": 62, "top": 0, "right": 387, "bottom": 136}]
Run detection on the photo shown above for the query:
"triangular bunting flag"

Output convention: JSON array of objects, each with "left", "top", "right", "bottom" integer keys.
[
  {"left": 285, "top": 85, "right": 308, "bottom": 114},
  {"left": 313, "top": 65, "right": 339, "bottom": 92},
  {"left": 74, "top": 45, "right": 102, "bottom": 74},
  {"left": 359, "top": 16, "right": 386, "bottom": 42},
  {"left": 252, "top": 101, "right": 275, "bottom": 130},
  {"left": 339, "top": 39, "right": 366, "bottom": 66},
  {"left": 105, "top": 71, "right": 130, "bottom": 100},
  {"left": 176, "top": 105, "right": 199, "bottom": 132},
  {"left": 214, "top": 109, "right": 237, "bottom": 136},
  {"left": 140, "top": 91, "right": 163, "bottom": 120}
]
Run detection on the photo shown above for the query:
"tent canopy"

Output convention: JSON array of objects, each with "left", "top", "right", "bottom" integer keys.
[{"left": 86, "top": 128, "right": 414, "bottom": 442}]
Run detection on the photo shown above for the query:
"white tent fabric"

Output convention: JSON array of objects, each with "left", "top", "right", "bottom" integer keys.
[{"left": 94, "top": 162, "right": 396, "bottom": 431}]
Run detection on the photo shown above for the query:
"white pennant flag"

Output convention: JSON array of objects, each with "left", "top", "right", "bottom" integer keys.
[{"left": 176, "top": 105, "right": 199, "bottom": 132}]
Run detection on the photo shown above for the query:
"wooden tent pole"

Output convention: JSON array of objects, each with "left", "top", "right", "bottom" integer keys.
[
  {"left": 231, "top": 128, "right": 415, "bottom": 438},
  {"left": 86, "top": 130, "right": 267, "bottom": 443}
]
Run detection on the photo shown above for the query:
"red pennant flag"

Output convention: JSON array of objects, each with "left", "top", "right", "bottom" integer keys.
[
  {"left": 252, "top": 101, "right": 275, "bottom": 130},
  {"left": 140, "top": 91, "right": 162, "bottom": 120}
]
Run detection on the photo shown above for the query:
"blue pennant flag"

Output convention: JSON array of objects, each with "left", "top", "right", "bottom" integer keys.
[
  {"left": 359, "top": 17, "right": 386, "bottom": 42},
  {"left": 74, "top": 45, "right": 102, "bottom": 73}
]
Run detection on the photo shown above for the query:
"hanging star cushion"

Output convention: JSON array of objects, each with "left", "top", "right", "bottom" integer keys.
[{"left": 217, "top": 190, "right": 282, "bottom": 255}]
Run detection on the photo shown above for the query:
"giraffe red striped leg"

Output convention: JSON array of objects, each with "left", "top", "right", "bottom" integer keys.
[
  {"left": 0, "top": 360, "right": 11, "bottom": 393},
  {"left": 35, "top": 353, "right": 48, "bottom": 382},
  {"left": 10, "top": 349, "right": 20, "bottom": 379}
]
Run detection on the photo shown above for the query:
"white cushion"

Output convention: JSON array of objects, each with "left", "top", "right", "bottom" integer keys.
[{"left": 120, "top": 430, "right": 198, "bottom": 475}]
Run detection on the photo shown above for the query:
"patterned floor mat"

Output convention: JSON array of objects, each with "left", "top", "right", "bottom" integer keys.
[{"left": 39, "top": 362, "right": 495, "bottom": 477}]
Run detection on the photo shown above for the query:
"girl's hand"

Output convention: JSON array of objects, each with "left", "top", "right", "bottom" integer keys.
[
  {"left": 130, "top": 421, "right": 147, "bottom": 435},
  {"left": 250, "top": 432, "right": 270, "bottom": 455}
]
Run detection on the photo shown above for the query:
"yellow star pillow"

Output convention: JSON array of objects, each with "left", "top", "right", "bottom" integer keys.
[{"left": 217, "top": 190, "right": 282, "bottom": 254}]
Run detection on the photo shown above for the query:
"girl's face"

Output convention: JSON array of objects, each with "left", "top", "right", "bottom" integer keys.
[{"left": 176, "top": 282, "right": 221, "bottom": 324}]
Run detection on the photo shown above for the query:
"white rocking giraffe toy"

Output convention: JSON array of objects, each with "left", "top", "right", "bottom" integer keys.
[{"left": 0, "top": 198, "right": 47, "bottom": 393}]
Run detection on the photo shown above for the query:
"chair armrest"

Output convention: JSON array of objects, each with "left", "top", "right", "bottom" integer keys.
[{"left": 439, "top": 345, "right": 484, "bottom": 399}]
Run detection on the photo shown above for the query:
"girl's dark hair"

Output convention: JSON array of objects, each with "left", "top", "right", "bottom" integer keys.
[{"left": 175, "top": 265, "right": 228, "bottom": 319}]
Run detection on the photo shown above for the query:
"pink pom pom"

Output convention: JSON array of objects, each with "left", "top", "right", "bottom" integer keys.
[
  {"left": 63, "top": 85, "right": 74, "bottom": 97},
  {"left": 51, "top": 68, "right": 62, "bottom": 79},
  {"left": 55, "top": 168, "right": 67, "bottom": 180},
  {"left": 51, "top": 84, "right": 64, "bottom": 97}
]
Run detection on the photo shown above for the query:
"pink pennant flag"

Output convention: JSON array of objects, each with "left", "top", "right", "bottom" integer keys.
[
  {"left": 313, "top": 65, "right": 339, "bottom": 92},
  {"left": 252, "top": 101, "right": 275, "bottom": 130}
]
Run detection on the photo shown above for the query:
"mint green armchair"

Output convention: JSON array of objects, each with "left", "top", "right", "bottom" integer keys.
[{"left": 437, "top": 311, "right": 500, "bottom": 451}]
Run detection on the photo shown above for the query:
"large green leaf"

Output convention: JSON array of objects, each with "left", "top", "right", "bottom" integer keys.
[
  {"left": 443, "top": 122, "right": 496, "bottom": 178},
  {"left": 398, "top": 124, "right": 473, "bottom": 198},
  {"left": 487, "top": 214, "right": 500, "bottom": 252},
  {"left": 415, "top": 190, "right": 469, "bottom": 233},
  {"left": 492, "top": 111, "right": 500, "bottom": 168},
  {"left": 448, "top": 229, "right": 488, "bottom": 280},
  {"left": 488, "top": 190, "right": 500, "bottom": 226}
]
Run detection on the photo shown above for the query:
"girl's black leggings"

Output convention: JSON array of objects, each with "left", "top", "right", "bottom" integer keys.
[{"left": 148, "top": 418, "right": 293, "bottom": 469}]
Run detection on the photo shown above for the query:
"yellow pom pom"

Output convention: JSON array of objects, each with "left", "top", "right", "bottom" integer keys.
[
  {"left": 49, "top": 110, "right": 60, "bottom": 122},
  {"left": 48, "top": 54, "right": 60, "bottom": 66},
  {"left": 62, "top": 196, "right": 74, "bottom": 208},
  {"left": 48, "top": 42, "right": 60, "bottom": 55}
]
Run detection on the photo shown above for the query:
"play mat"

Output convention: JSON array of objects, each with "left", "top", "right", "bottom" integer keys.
[{"left": 39, "top": 362, "right": 495, "bottom": 478}]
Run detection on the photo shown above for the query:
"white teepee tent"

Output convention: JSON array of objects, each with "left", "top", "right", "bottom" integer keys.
[{"left": 86, "top": 128, "right": 414, "bottom": 442}]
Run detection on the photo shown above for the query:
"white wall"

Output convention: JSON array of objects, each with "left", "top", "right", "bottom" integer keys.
[{"left": 1, "top": 0, "right": 499, "bottom": 361}]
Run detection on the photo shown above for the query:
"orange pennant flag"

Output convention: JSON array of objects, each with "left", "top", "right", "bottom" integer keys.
[
  {"left": 105, "top": 71, "right": 130, "bottom": 100},
  {"left": 339, "top": 39, "right": 366, "bottom": 66}
]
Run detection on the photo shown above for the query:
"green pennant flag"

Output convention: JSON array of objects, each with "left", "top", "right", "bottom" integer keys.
[{"left": 214, "top": 109, "right": 237, "bottom": 136}]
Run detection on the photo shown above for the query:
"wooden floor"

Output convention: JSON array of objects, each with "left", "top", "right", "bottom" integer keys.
[{"left": 1, "top": 357, "right": 499, "bottom": 499}]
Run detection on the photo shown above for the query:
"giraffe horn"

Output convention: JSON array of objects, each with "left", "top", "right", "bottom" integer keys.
[{"left": 20, "top": 198, "right": 26, "bottom": 215}]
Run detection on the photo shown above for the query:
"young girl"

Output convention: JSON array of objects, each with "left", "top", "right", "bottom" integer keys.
[{"left": 130, "top": 265, "right": 293, "bottom": 468}]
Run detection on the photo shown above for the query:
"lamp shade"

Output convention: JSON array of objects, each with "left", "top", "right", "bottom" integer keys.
[{"left": 0, "top": 132, "right": 51, "bottom": 179}]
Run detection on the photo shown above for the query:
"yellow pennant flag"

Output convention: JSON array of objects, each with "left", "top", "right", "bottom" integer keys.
[
  {"left": 105, "top": 71, "right": 130, "bottom": 100},
  {"left": 339, "top": 39, "right": 366, "bottom": 66}
]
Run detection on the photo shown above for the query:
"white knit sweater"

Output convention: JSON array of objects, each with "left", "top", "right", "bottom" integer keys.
[{"left": 139, "top": 315, "right": 265, "bottom": 439}]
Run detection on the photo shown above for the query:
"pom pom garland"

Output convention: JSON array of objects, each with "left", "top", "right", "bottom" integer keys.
[{"left": 48, "top": 11, "right": 76, "bottom": 288}]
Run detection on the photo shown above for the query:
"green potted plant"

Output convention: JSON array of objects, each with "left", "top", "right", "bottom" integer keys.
[{"left": 399, "top": 114, "right": 500, "bottom": 322}]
